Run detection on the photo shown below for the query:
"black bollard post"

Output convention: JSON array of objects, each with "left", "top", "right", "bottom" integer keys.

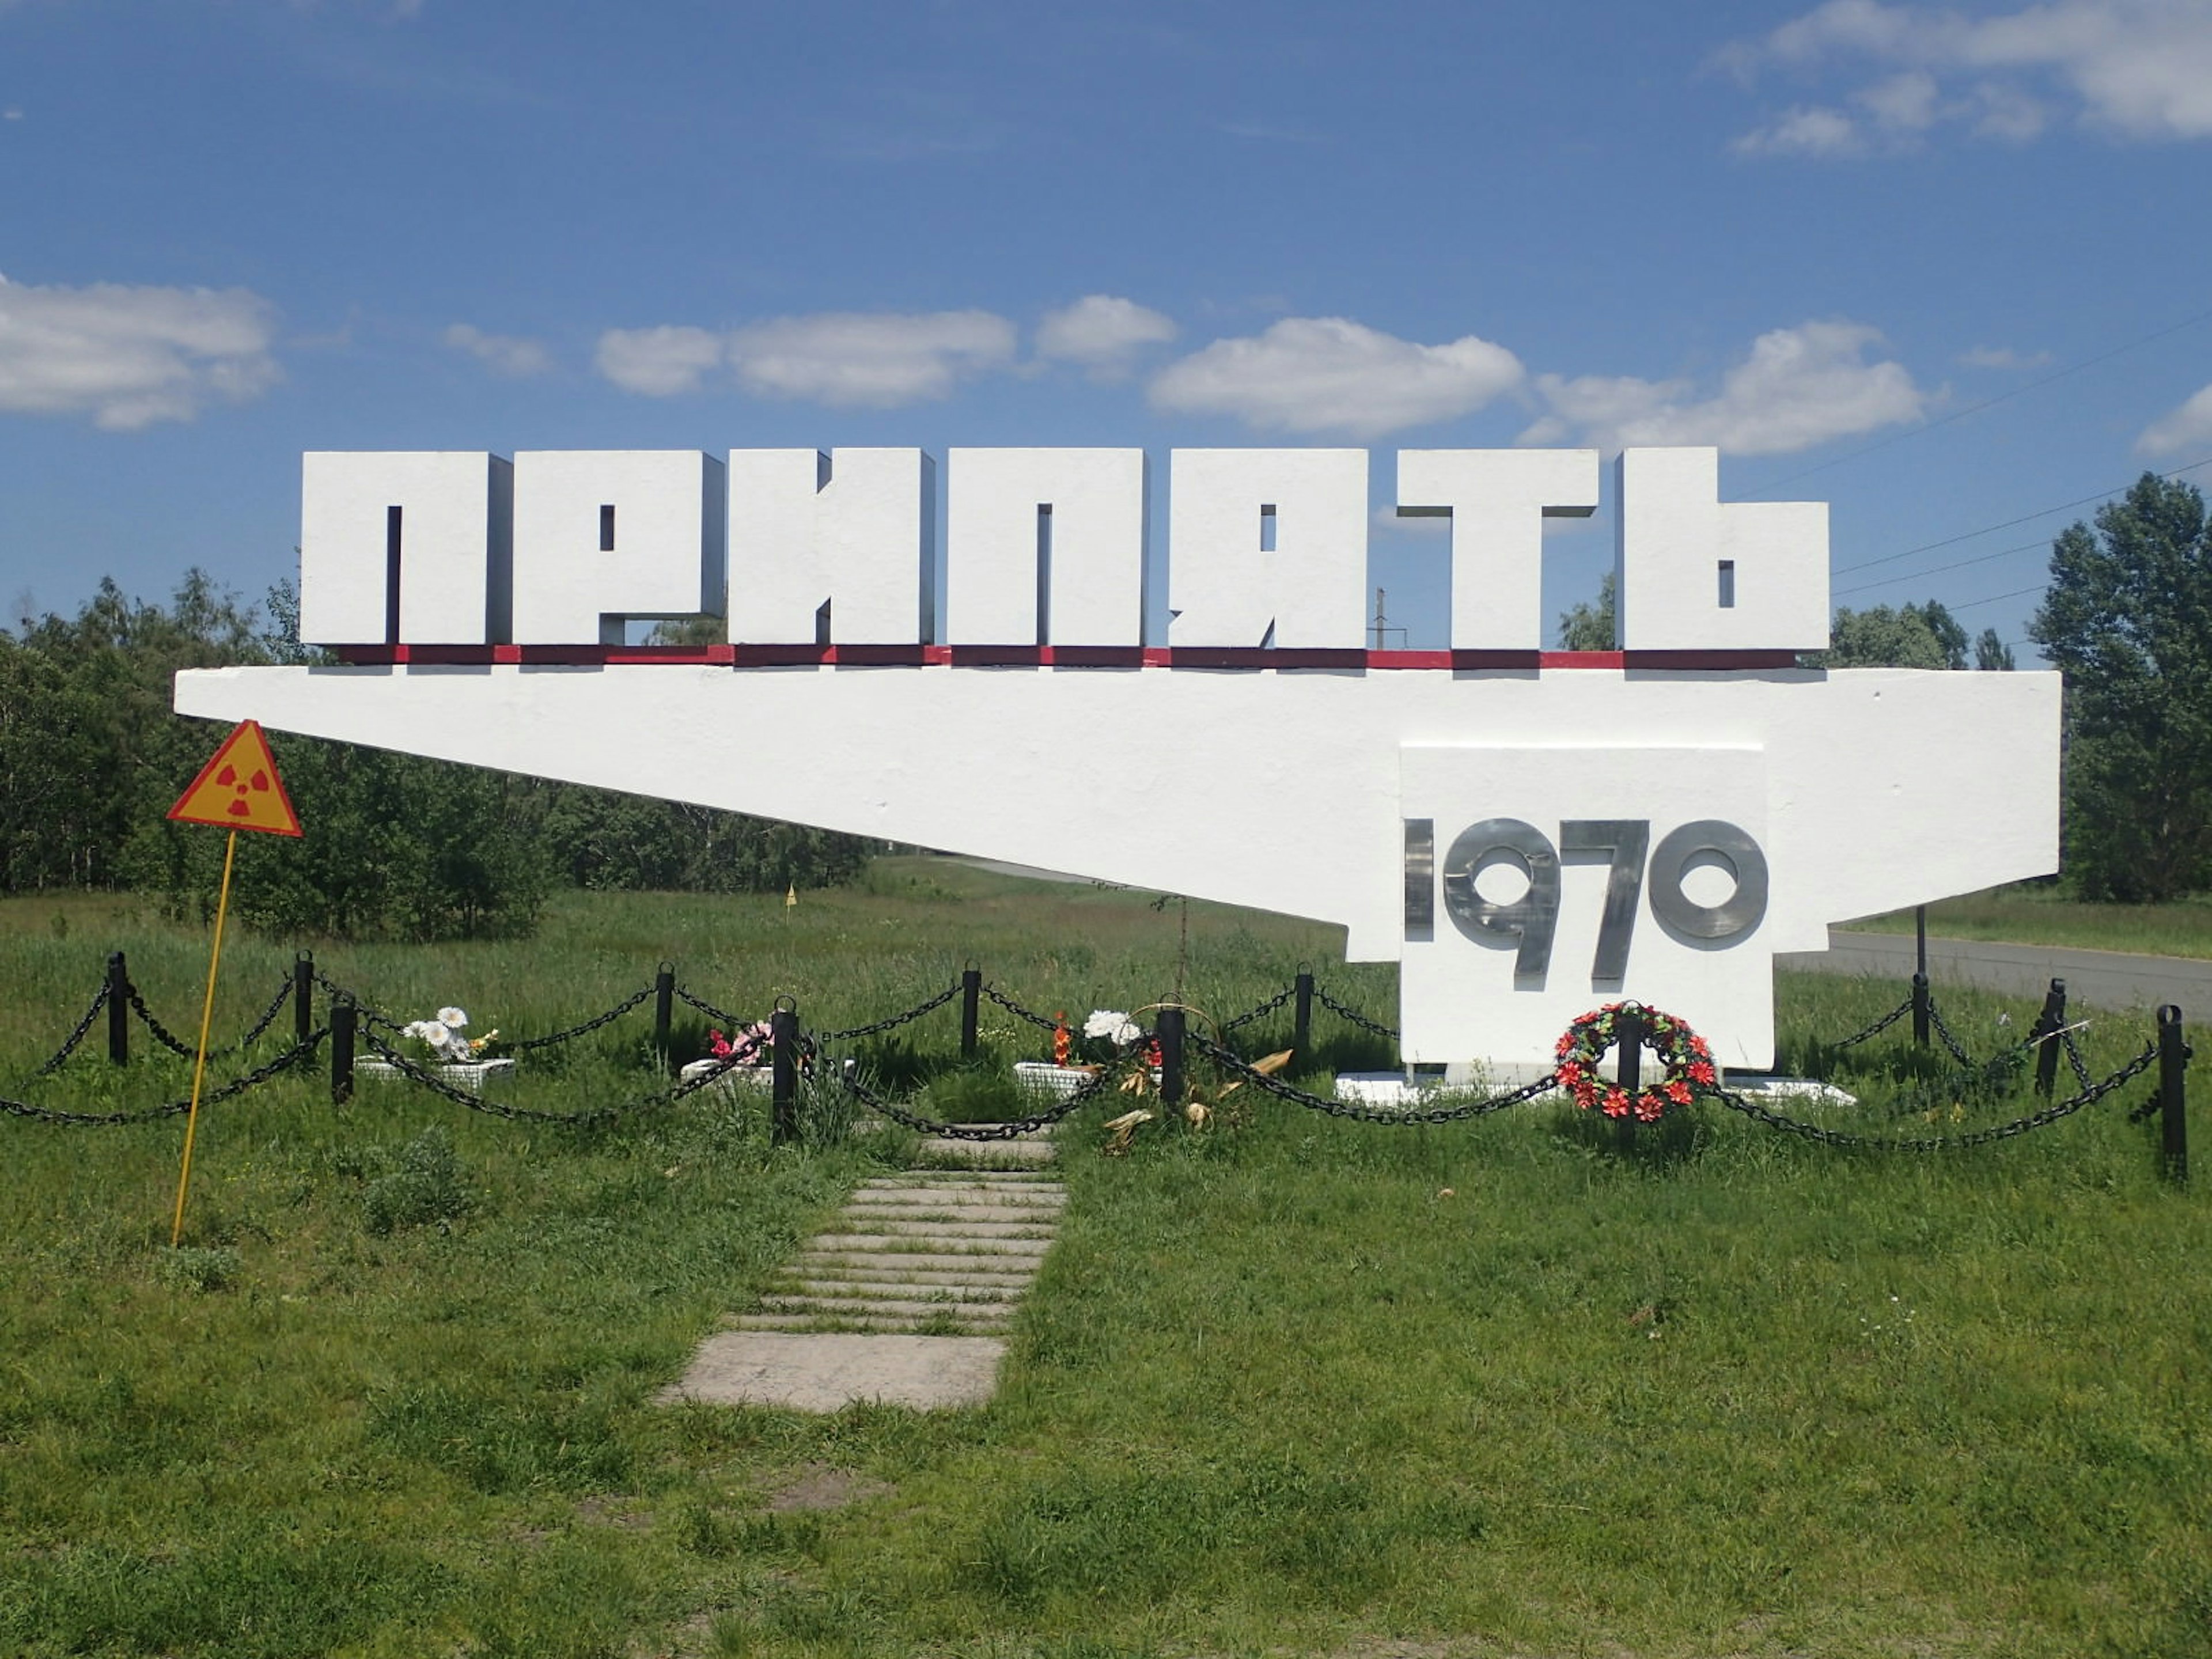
[
  {"left": 770, "top": 1001, "right": 799, "bottom": 1145},
  {"left": 294, "top": 951, "right": 315, "bottom": 1047},
  {"left": 960, "top": 965, "right": 982, "bottom": 1059},
  {"left": 653, "top": 962, "right": 675, "bottom": 1067},
  {"left": 107, "top": 951, "right": 130, "bottom": 1066},
  {"left": 2032, "top": 978, "right": 2067, "bottom": 1097},
  {"left": 1914, "top": 907, "right": 1930, "bottom": 1049},
  {"left": 1157, "top": 1006, "right": 1185, "bottom": 1112},
  {"left": 1615, "top": 1006, "right": 1642, "bottom": 1151},
  {"left": 1293, "top": 965, "right": 1313, "bottom": 1061},
  {"left": 2159, "top": 1005, "right": 2188, "bottom": 1185},
  {"left": 331, "top": 994, "right": 356, "bottom": 1105}
]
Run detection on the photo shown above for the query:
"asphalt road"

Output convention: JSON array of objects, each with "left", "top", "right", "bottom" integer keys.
[{"left": 1777, "top": 929, "right": 2212, "bottom": 1015}]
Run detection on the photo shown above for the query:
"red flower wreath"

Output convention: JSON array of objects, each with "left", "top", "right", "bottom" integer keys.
[{"left": 1552, "top": 1002, "right": 1717, "bottom": 1123}]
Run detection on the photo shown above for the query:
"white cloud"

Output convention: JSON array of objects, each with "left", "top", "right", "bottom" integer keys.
[
  {"left": 0, "top": 274, "right": 280, "bottom": 430},
  {"left": 442, "top": 322, "right": 552, "bottom": 378},
  {"left": 1728, "top": 0, "right": 2212, "bottom": 149},
  {"left": 599, "top": 312, "right": 1017, "bottom": 407},
  {"left": 2, "top": 109, "right": 22, "bottom": 122},
  {"left": 1035, "top": 294, "right": 1177, "bottom": 374},
  {"left": 593, "top": 325, "right": 724, "bottom": 396},
  {"left": 1957, "top": 344, "right": 2053, "bottom": 370},
  {"left": 1148, "top": 316, "right": 1524, "bottom": 439},
  {"left": 1733, "top": 104, "right": 1863, "bottom": 154},
  {"left": 728, "top": 310, "right": 1016, "bottom": 406},
  {"left": 1526, "top": 320, "right": 1927, "bottom": 456},
  {"left": 2138, "top": 383, "right": 2212, "bottom": 456},
  {"left": 1860, "top": 68, "right": 1941, "bottom": 130}
]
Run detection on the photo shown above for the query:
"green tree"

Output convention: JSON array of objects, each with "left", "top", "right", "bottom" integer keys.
[
  {"left": 2028, "top": 473, "right": 2212, "bottom": 902},
  {"left": 1809, "top": 600, "right": 1970, "bottom": 669},
  {"left": 1554, "top": 570, "right": 1616, "bottom": 650},
  {"left": 1974, "top": 628, "right": 2015, "bottom": 671}
]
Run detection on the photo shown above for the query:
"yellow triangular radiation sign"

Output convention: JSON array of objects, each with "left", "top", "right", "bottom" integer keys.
[{"left": 168, "top": 719, "right": 303, "bottom": 837}]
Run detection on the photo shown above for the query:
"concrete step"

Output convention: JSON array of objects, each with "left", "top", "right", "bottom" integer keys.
[
  {"left": 808, "top": 1230, "right": 1051, "bottom": 1255},
  {"left": 752, "top": 1300, "right": 1013, "bottom": 1327},
  {"left": 846, "top": 1188, "right": 1065, "bottom": 1210},
  {"left": 836, "top": 1212, "right": 1062, "bottom": 1238},
  {"left": 830, "top": 1216, "right": 1055, "bottom": 1237},
  {"left": 793, "top": 1249, "right": 1050, "bottom": 1278},
  {"left": 774, "top": 1278, "right": 1024, "bottom": 1304},
  {"left": 729, "top": 1308, "right": 1013, "bottom": 1334},
  {"left": 858, "top": 1173, "right": 1062, "bottom": 1190}
]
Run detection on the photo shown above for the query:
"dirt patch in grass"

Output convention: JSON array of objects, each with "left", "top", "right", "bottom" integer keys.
[{"left": 765, "top": 1463, "right": 892, "bottom": 1513}]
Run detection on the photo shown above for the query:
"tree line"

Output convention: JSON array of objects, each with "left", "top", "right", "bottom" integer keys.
[
  {"left": 0, "top": 577, "right": 869, "bottom": 939},
  {"left": 1554, "top": 472, "right": 2211, "bottom": 904}
]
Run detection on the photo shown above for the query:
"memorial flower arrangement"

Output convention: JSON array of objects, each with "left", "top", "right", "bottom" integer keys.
[
  {"left": 706, "top": 1022, "right": 774, "bottom": 1066},
  {"left": 400, "top": 1006, "right": 501, "bottom": 1063},
  {"left": 1554, "top": 1001, "right": 1716, "bottom": 1123}
]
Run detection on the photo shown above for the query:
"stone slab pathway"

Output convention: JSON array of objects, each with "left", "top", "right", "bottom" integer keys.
[{"left": 662, "top": 1165, "right": 1063, "bottom": 1411}]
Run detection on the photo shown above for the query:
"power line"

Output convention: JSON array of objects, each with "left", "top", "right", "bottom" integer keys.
[
  {"left": 1831, "top": 452, "right": 2212, "bottom": 578},
  {"left": 1832, "top": 535, "right": 2048, "bottom": 597},
  {"left": 1946, "top": 582, "right": 2048, "bottom": 614},
  {"left": 1748, "top": 305, "right": 2212, "bottom": 497}
]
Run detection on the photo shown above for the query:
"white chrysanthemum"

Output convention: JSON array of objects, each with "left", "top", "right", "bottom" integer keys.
[
  {"left": 438, "top": 1006, "right": 468, "bottom": 1029},
  {"left": 415, "top": 1020, "right": 450, "bottom": 1050},
  {"left": 1084, "top": 1010, "right": 1140, "bottom": 1046}
]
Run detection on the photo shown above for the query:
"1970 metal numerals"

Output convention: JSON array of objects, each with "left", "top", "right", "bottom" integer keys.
[{"left": 1406, "top": 817, "right": 1768, "bottom": 980}]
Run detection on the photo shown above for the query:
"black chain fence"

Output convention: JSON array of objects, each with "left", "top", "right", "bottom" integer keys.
[
  {"left": 1312, "top": 984, "right": 1401, "bottom": 1045},
  {"left": 357, "top": 1028, "right": 773, "bottom": 1126},
  {"left": 981, "top": 983, "right": 1063, "bottom": 1033},
  {"left": 1714, "top": 1040, "right": 2160, "bottom": 1152},
  {"left": 835, "top": 1060, "right": 1117, "bottom": 1140},
  {"left": 129, "top": 976, "right": 294, "bottom": 1063},
  {"left": 4, "top": 956, "right": 2187, "bottom": 1170},
  {"left": 24, "top": 983, "right": 110, "bottom": 1080},
  {"left": 505, "top": 984, "right": 657, "bottom": 1053},
  {"left": 0, "top": 1028, "right": 326, "bottom": 1126},
  {"left": 312, "top": 968, "right": 407, "bottom": 1032},
  {"left": 1827, "top": 993, "right": 1918, "bottom": 1051},
  {"left": 1190, "top": 1031, "right": 1557, "bottom": 1124},
  {"left": 812, "top": 980, "right": 964, "bottom": 1044}
]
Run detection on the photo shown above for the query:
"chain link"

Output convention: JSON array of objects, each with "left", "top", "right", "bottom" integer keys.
[
  {"left": 25, "top": 983, "right": 110, "bottom": 1080},
  {"left": 1826, "top": 994, "right": 1916, "bottom": 1051},
  {"left": 672, "top": 984, "right": 748, "bottom": 1029},
  {"left": 506, "top": 984, "right": 657, "bottom": 1052},
  {"left": 0, "top": 1028, "right": 327, "bottom": 1126},
  {"left": 1218, "top": 984, "right": 1297, "bottom": 1035},
  {"left": 1187, "top": 1032, "right": 1555, "bottom": 1124},
  {"left": 358, "top": 1028, "right": 752, "bottom": 1124},
  {"left": 980, "top": 984, "right": 1065, "bottom": 1033},
  {"left": 1925, "top": 993, "right": 1976, "bottom": 1067},
  {"left": 2060, "top": 1026, "right": 2095, "bottom": 1090},
  {"left": 812, "top": 980, "right": 964, "bottom": 1044},
  {"left": 1312, "top": 984, "right": 1401, "bottom": 1044},
  {"left": 312, "top": 969, "right": 407, "bottom": 1031},
  {"left": 835, "top": 1061, "right": 1114, "bottom": 1139},
  {"left": 1714, "top": 1039, "right": 2160, "bottom": 1152},
  {"left": 128, "top": 976, "right": 294, "bottom": 1062}
]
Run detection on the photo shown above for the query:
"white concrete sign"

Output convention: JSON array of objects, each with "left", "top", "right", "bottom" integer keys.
[{"left": 177, "top": 445, "right": 2062, "bottom": 1071}]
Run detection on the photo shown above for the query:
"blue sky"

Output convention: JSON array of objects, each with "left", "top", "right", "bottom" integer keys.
[{"left": 3, "top": 0, "right": 2210, "bottom": 657}]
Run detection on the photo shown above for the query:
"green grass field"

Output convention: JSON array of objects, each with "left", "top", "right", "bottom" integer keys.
[
  {"left": 1847, "top": 884, "right": 2212, "bottom": 960},
  {"left": 1, "top": 864, "right": 2205, "bottom": 1658}
]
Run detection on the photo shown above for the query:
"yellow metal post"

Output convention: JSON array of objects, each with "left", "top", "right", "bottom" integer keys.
[{"left": 171, "top": 828, "right": 238, "bottom": 1248}]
